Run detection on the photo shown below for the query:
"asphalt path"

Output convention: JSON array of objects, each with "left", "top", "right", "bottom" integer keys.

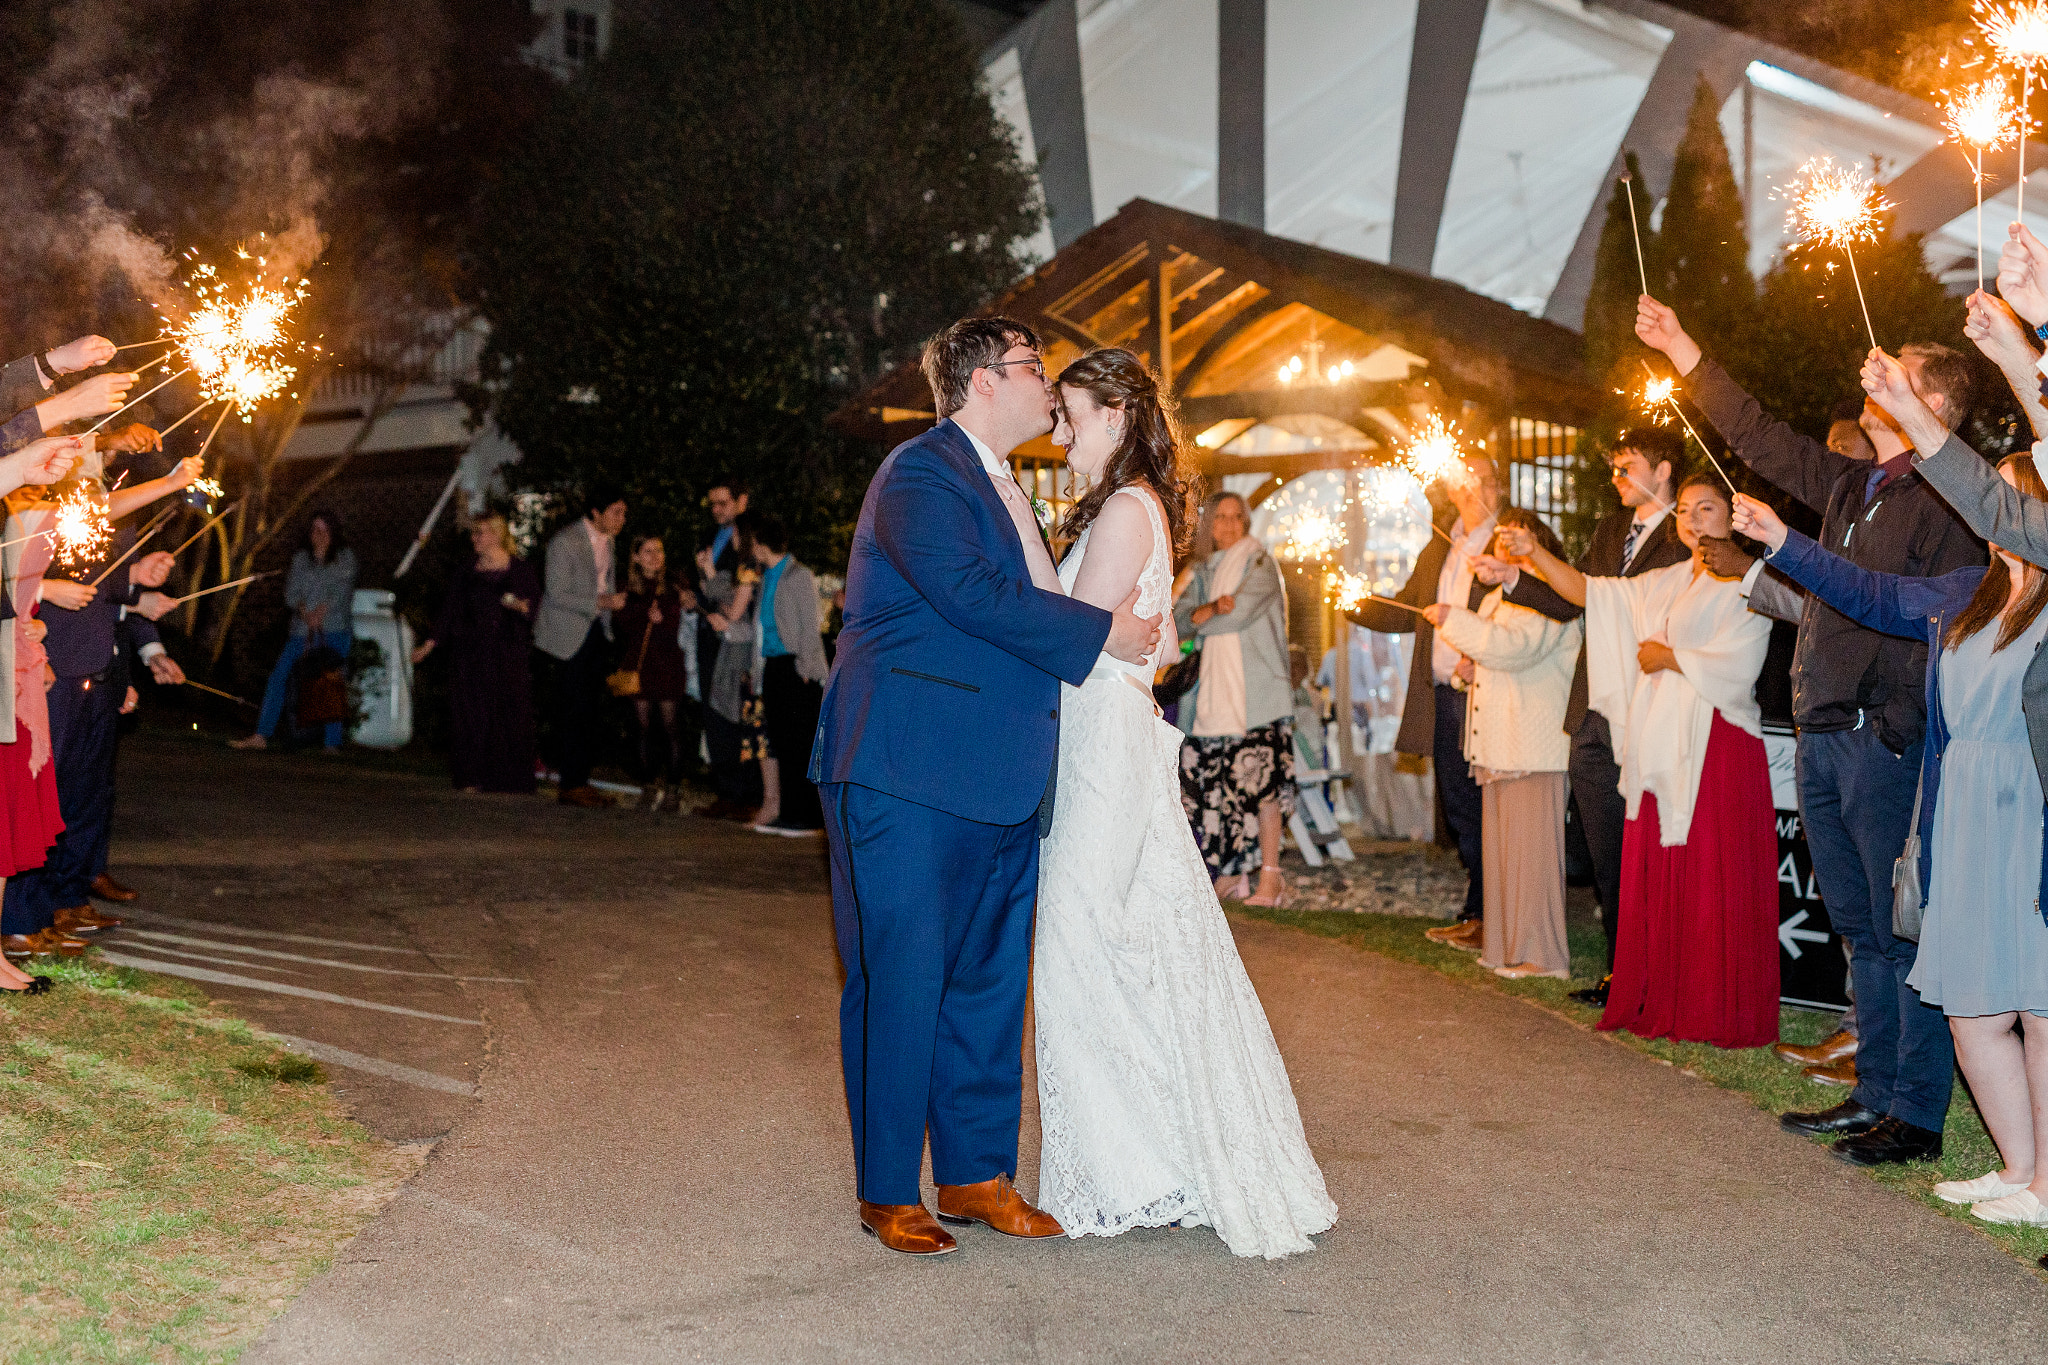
[{"left": 90, "top": 732, "right": 2048, "bottom": 1362}]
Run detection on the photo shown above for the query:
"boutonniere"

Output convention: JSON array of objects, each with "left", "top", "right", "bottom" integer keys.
[{"left": 1032, "top": 495, "right": 1053, "bottom": 531}]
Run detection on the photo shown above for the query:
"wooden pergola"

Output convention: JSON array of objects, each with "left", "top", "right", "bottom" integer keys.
[{"left": 835, "top": 198, "right": 1602, "bottom": 520}]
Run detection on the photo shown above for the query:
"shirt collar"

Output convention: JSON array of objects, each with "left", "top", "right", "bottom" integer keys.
[
  {"left": 1872, "top": 449, "right": 1914, "bottom": 488},
  {"left": 951, "top": 419, "right": 1010, "bottom": 479},
  {"left": 1631, "top": 503, "right": 1670, "bottom": 533},
  {"left": 1450, "top": 512, "right": 1497, "bottom": 552}
]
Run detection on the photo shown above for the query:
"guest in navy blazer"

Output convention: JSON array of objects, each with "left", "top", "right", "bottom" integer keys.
[{"left": 809, "top": 316, "right": 1159, "bottom": 1255}]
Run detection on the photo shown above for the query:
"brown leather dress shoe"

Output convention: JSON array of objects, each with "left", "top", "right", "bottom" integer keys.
[
  {"left": 1443, "top": 919, "right": 1484, "bottom": 953},
  {"left": 55, "top": 904, "right": 120, "bottom": 934},
  {"left": 1774, "top": 1028, "right": 1856, "bottom": 1068},
  {"left": 1, "top": 933, "right": 40, "bottom": 960},
  {"left": 558, "top": 786, "right": 610, "bottom": 809},
  {"left": 935, "top": 1174, "right": 1064, "bottom": 1238},
  {"left": 1424, "top": 920, "right": 1468, "bottom": 943},
  {"left": 858, "top": 1201, "right": 958, "bottom": 1255},
  {"left": 5, "top": 928, "right": 88, "bottom": 959},
  {"left": 90, "top": 873, "right": 139, "bottom": 903},
  {"left": 1805, "top": 1059, "right": 1858, "bottom": 1087}
]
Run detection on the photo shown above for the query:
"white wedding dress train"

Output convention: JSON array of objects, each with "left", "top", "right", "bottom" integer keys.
[{"left": 1035, "top": 486, "right": 1337, "bottom": 1259}]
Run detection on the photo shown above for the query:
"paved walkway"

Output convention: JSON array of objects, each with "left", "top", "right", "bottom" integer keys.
[{"left": 95, "top": 733, "right": 2048, "bottom": 1362}]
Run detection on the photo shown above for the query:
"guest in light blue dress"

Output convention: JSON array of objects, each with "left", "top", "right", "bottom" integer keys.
[{"left": 1733, "top": 463, "right": 2048, "bottom": 1227}]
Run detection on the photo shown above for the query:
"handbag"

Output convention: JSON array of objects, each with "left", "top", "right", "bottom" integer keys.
[
  {"left": 606, "top": 614, "right": 655, "bottom": 698},
  {"left": 294, "top": 645, "right": 349, "bottom": 728},
  {"left": 1891, "top": 768, "right": 1927, "bottom": 942},
  {"left": 1152, "top": 640, "right": 1201, "bottom": 707}
]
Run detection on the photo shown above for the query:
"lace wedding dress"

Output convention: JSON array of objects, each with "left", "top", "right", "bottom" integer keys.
[{"left": 1035, "top": 485, "right": 1337, "bottom": 1260}]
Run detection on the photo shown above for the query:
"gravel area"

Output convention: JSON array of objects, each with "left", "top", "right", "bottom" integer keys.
[{"left": 1278, "top": 838, "right": 1467, "bottom": 919}]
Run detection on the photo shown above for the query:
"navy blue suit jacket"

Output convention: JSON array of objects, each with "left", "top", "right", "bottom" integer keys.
[
  {"left": 45, "top": 521, "right": 138, "bottom": 679},
  {"left": 809, "top": 419, "right": 1111, "bottom": 826}
]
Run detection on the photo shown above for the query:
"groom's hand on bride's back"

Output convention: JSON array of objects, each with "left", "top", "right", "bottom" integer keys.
[{"left": 1105, "top": 585, "right": 1163, "bottom": 664}]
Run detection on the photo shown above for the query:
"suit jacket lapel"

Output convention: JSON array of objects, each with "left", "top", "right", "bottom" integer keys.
[{"left": 935, "top": 419, "right": 1030, "bottom": 574}]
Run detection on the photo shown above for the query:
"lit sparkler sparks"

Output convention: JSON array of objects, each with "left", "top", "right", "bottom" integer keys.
[
  {"left": 1275, "top": 506, "right": 1347, "bottom": 562},
  {"left": 1329, "top": 569, "right": 1373, "bottom": 613},
  {"left": 1945, "top": 77, "right": 2024, "bottom": 287},
  {"left": 190, "top": 476, "right": 223, "bottom": 503},
  {"left": 1979, "top": 4, "right": 2048, "bottom": 215},
  {"left": 52, "top": 485, "right": 110, "bottom": 569},
  {"left": 1402, "top": 413, "right": 1468, "bottom": 489},
  {"left": 156, "top": 249, "right": 312, "bottom": 423},
  {"left": 1782, "top": 156, "right": 1887, "bottom": 350}
]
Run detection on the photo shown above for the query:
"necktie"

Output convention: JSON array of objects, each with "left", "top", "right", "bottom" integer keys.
[
  {"left": 1621, "top": 520, "right": 1644, "bottom": 569},
  {"left": 991, "top": 471, "right": 1062, "bottom": 592}
]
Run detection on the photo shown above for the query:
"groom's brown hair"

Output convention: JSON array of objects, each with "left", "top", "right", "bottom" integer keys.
[{"left": 922, "top": 315, "right": 1043, "bottom": 418}]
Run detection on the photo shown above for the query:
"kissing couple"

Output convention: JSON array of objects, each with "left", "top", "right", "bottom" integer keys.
[{"left": 808, "top": 316, "right": 1337, "bottom": 1259}]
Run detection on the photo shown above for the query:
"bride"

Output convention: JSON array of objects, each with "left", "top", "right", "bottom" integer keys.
[{"left": 1033, "top": 347, "right": 1337, "bottom": 1259}]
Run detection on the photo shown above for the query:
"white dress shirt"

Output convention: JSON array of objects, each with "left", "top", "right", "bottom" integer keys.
[
  {"left": 1431, "top": 514, "right": 1496, "bottom": 684},
  {"left": 956, "top": 421, "right": 1062, "bottom": 591}
]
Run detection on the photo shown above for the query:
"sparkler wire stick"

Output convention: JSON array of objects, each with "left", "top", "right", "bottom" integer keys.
[
  {"left": 0, "top": 527, "right": 53, "bottom": 552},
  {"left": 155, "top": 396, "right": 220, "bottom": 440},
  {"left": 2026, "top": 67, "right": 2033, "bottom": 220},
  {"left": 164, "top": 570, "right": 273, "bottom": 607},
  {"left": 84, "top": 368, "right": 190, "bottom": 434},
  {"left": 110, "top": 338, "right": 173, "bottom": 352},
  {"left": 1621, "top": 172, "right": 1649, "bottom": 295},
  {"left": 1842, "top": 244, "right": 1879, "bottom": 353},
  {"left": 192, "top": 404, "right": 232, "bottom": 466},
  {"left": 164, "top": 502, "right": 240, "bottom": 561},
  {"left": 182, "top": 678, "right": 255, "bottom": 709},
  {"left": 87, "top": 504, "right": 180, "bottom": 588},
  {"left": 1365, "top": 594, "right": 1429, "bottom": 617}
]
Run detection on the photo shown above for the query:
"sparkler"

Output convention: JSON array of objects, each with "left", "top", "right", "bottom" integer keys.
[
  {"left": 1620, "top": 172, "right": 1650, "bottom": 296},
  {"left": 84, "top": 367, "right": 192, "bottom": 435},
  {"left": 164, "top": 502, "right": 240, "bottom": 561},
  {"left": 51, "top": 485, "right": 111, "bottom": 569},
  {"left": 156, "top": 396, "right": 221, "bottom": 440},
  {"left": 1981, "top": 2, "right": 2048, "bottom": 217},
  {"left": 1638, "top": 361, "right": 1735, "bottom": 492},
  {"left": 182, "top": 678, "right": 256, "bottom": 709},
  {"left": 86, "top": 504, "right": 180, "bottom": 589},
  {"left": 1274, "top": 505, "right": 1347, "bottom": 561},
  {"left": 163, "top": 571, "right": 275, "bottom": 607},
  {"left": 1944, "top": 77, "right": 2023, "bottom": 287},
  {"left": 1402, "top": 413, "right": 1469, "bottom": 490},
  {"left": 158, "top": 260, "right": 309, "bottom": 421},
  {"left": 1782, "top": 156, "right": 1889, "bottom": 352}
]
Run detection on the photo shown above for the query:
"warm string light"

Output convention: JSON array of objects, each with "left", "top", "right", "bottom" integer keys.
[
  {"left": 1944, "top": 77, "right": 2023, "bottom": 288},
  {"left": 1781, "top": 156, "right": 1888, "bottom": 351},
  {"left": 1981, "top": 3, "right": 2048, "bottom": 216}
]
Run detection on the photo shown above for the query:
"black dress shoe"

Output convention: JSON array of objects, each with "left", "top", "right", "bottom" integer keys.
[
  {"left": 1568, "top": 974, "right": 1611, "bottom": 1007},
  {"left": 1832, "top": 1116, "right": 1942, "bottom": 1167},
  {"left": 1779, "top": 1099, "right": 1882, "bottom": 1137}
]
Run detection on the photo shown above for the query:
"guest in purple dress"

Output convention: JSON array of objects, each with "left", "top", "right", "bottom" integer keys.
[{"left": 411, "top": 514, "right": 541, "bottom": 794}]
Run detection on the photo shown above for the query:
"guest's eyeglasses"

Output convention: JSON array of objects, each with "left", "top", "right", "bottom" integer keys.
[{"left": 985, "top": 357, "right": 1047, "bottom": 381}]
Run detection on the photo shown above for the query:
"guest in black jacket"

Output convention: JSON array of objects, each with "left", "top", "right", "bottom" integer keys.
[
  {"left": 1472, "top": 427, "right": 1690, "bottom": 1002},
  {"left": 1639, "top": 294, "right": 1985, "bottom": 1168}
]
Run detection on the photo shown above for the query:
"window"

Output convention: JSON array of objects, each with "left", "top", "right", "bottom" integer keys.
[
  {"left": 1507, "top": 417, "right": 1578, "bottom": 537},
  {"left": 563, "top": 8, "right": 600, "bottom": 64}
]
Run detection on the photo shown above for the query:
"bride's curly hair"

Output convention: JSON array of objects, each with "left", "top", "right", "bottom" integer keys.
[{"left": 1053, "top": 348, "right": 1199, "bottom": 556}]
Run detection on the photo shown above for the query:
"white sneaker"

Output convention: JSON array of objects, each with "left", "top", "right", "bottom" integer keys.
[
  {"left": 1934, "top": 1171, "right": 2029, "bottom": 1204},
  {"left": 1970, "top": 1189, "right": 2048, "bottom": 1225}
]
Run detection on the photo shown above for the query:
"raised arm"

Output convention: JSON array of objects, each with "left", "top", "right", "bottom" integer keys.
[
  {"left": 1965, "top": 290, "right": 2048, "bottom": 441},
  {"left": 1730, "top": 494, "right": 1955, "bottom": 641},
  {"left": 1436, "top": 600, "right": 1575, "bottom": 672},
  {"left": 873, "top": 450, "right": 1110, "bottom": 684},
  {"left": 1345, "top": 536, "right": 1439, "bottom": 635},
  {"left": 1497, "top": 525, "right": 1585, "bottom": 605}
]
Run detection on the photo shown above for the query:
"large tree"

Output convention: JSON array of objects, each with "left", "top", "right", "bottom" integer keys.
[{"left": 468, "top": 0, "right": 1045, "bottom": 567}]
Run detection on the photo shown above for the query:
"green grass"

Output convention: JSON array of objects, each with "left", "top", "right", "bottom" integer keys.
[
  {"left": 1234, "top": 901, "right": 2048, "bottom": 1274},
  {"left": 0, "top": 957, "right": 413, "bottom": 1363}
]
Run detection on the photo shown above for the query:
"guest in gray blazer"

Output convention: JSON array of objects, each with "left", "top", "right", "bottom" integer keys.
[
  {"left": 742, "top": 513, "right": 828, "bottom": 835},
  {"left": 536, "top": 484, "right": 628, "bottom": 807}
]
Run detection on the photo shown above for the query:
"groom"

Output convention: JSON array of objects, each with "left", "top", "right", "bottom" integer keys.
[{"left": 809, "top": 316, "right": 1161, "bottom": 1255}]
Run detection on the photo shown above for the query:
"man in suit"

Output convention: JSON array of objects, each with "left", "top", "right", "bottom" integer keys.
[
  {"left": 695, "top": 480, "right": 757, "bottom": 819},
  {"left": 1640, "top": 296, "right": 1983, "bottom": 1169},
  {"left": 536, "top": 484, "right": 628, "bottom": 807},
  {"left": 1474, "top": 428, "right": 1689, "bottom": 999},
  {"left": 809, "top": 316, "right": 1159, "bottom": 1256},
  {"left": 1345, "top": 447, "right": 1504, "bottom": 948}
]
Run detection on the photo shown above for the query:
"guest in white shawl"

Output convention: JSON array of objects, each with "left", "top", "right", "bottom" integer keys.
[
  {"left": 1422, "top": 510, "right": 1582, "bottom": 980},
  {"left": 1174, "top": 492, "right": 1294, "bottom": 906},
  {"left": 1498, "top": 474, "right": 1780, "bottom": 1047}
]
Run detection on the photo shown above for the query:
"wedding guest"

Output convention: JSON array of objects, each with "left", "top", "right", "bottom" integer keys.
[
  {"left": 1474, "top": 429, "right": 1689, "bottom": 1003},
  {"left": 1347, "top": 448, "right": 1503, "bottom": 946},
  {"left": 1733, "top": 475, "right": 2048, "bottom": 1200},
  {"left": 744, "top": 514, "right": 827, "bottom": 836},
  {"left": 409, "top": 513, "right": 541, "bottom": 794},
  {"left": 613, "top": 534, "right": 695, "bottom": 813},
  {"left": 231, "top": 509, "right": 358, "bottom": 754},
  {"left": 1174, "top": 491, "right": 1294, "bottom": 906},
  {"left": 695, "top": 480, "right": 755, "bottom": 819},
  {"left": 1424, "top": 511, "right": 1581, "bottom": 980},
  {"left": 534, "top": 485, "right": 627, "bottom": 808},
  {"left": 1499, "top": 475, "right": 1779, "bottom": 1047},
  {"left": 703, "top": 519, "right": 764, "bottom": 822},
  {"left": 1638, "top": 295, "right": 1981, "bottom": 1163}
]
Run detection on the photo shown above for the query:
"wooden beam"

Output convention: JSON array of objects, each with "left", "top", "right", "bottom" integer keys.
[{"left": 1176, "top": 380, "right": 1417, "bottom": 429}]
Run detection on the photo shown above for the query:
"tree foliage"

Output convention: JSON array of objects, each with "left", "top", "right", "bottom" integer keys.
[{"left": 468, "top": 0, "right": 1044, "bottom": 568}]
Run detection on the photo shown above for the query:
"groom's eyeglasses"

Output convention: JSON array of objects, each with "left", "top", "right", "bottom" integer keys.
[{"left": 985, "top": 357, "right": 1047, "bottom": 381}]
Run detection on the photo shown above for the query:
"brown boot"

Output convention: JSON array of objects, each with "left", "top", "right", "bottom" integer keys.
[
  {"left": 858, "top": 1202, "right": 958, "bottom": 1255},
  {"left": 1774, "top": 1028, "right": 1856, "bottom": 1068},
  {"left": 1804, "top": 1059, "right": 1858, "bottom": 1087},
  {"left": 55, "top": 903, "right": 120, "bottom": 934},
  {"left": 90, "top": 873, "right": 139, "bottom": 903},
  {"left": 934, "top": 1174, "right": 1063, "bottom": 1238}
]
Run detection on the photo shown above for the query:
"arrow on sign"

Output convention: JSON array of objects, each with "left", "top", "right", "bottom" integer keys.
[{"left": 1778, "top": 909, "right": 1831, "bottom": 959}]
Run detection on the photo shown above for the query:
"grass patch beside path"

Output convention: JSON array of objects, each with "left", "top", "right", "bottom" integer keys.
[
  {"left": 1235, "top": 902, "right": 2048, "bottom": 1275},
  {"left": 1, "top": 957, "right": 423, "bottom": 1363}
]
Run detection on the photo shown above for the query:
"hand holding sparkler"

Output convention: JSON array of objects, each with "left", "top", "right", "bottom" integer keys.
[
  {"left": 1729, "top": 493, "right": 1789, "bottom": 553},
  {"left": 43, "top": 336, "right": 116, "bottom": 377},
  {"left": 37, "top": 371, "right": 136, "bottom": 429},
  {"left": 1859, "top": 348, "right": 1951, "bottom": 456},
  {"left": 1420, "top": 603, "right": 1454, "bottom": 628},
  {"left": 1998, "top": 221, "right": 2048, "bottom": 326},
  {"left": 0, "top": 436, "right": 84, "bottom": 495},
  {"left": 97, "top": 423, "right": 161, "bottom": 455},
  {"left": 1634, "top": 296, "right": 1702, "bottom": 375},
  {"left": 40, "top": 579, "right": 96, "bottom": 612},
  {"left": 130, "top": 551, "right": 175, "bottom": 589},
  {"left": 1470, "top": 552, "right": 1516, "bottom": 587},
  {"left": 1494, "top": 524, "right": 1539, "bottom": 564},
  {"left": 1966, "top": 288, "right": 2037, "bottom": 369}
]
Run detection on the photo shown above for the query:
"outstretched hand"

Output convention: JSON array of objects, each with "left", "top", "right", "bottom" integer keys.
[
  {"left": 1493, "top": 525, "right": 1538, "bottom": 564},
  {"left": 1965, "top": 289, "right": 2035, "bottom": 370},
  {"left": 1858, "top": 348, "right": 1945, "bottom": 453},
  {"left": 1420, "top": 603, "right": 1453, "bottom": 628},
  {"left": 1999, "top": 222, "right": 2048, "bottom": 327},
  {"left": 1729, "top": 493, "right": 1788, "bottom": 552},
  {"left": 46, "top": 335, "right": 116, "bottom": 376},
  {"left": 1470, "top": 552, "right": 1515, "bottom": 586},
  {"left": 1105, "top": 585, "right": 1163, "bottom": 664},
  {"left": 1634, "top": 295, "right": 1703, "bottom": 376}
]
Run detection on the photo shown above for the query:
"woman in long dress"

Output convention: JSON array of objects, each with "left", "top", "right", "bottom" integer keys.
[
  {"left": 1034, "top": 347, "right": 1336, "bottom": 1260},
  {"left": 1498, "top": 474, "right": 1779, "bottom": 1047},
  {"left": 1734, "top": 467, "right": 2048, "bottom": 1224},
  {"left": 410, "top": 513, "right": 541, "bottom": 794}
]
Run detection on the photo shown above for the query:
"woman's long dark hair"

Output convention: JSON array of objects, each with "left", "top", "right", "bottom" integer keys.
[
  {"left": 1053, "top": 348, "right": 1198, "bottom": 555},
  {"left": 1945, "top": 452, "right": 2048, "bottom": 653},
  {"left": 1492, "top": 507, "right": 1565, "bottom": 563},
  {"left": 300, "top": 508, "right": 347, "bottom": 565}
]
